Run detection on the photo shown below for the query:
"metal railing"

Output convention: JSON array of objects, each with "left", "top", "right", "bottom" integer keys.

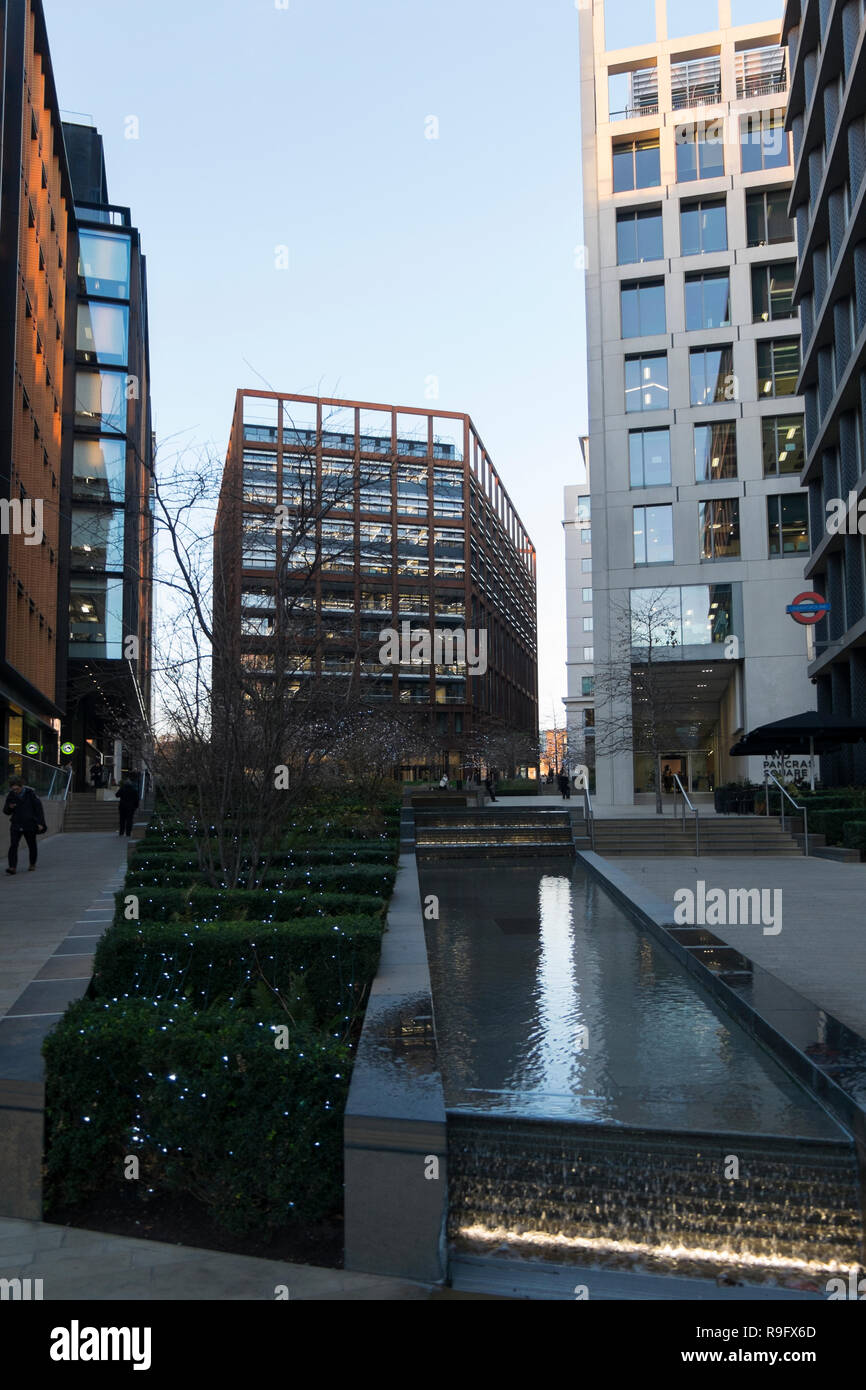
[
  {"left": 736, "top": 75, "right": 787, "bottom": 99},
  {"left": 582, "top": 782, "right": 595, "bottom": 852},
  {"left": 672, "top": 774, "right": 700, "bottom": 856},
  {"left": 764, "top": 772, "right": 809, "bottom": 856},
  {"left": 0, "top": 746, "right": 73, "bottom": 801}
]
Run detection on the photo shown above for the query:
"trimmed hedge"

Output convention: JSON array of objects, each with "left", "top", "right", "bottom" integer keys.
[
  {"left": 807, "top": 808, "right": 864, "bottom": 844},
  {"left": 116, "top": 886, "right": 389, "bottom": 924},
  {"left": 43, "top": 998, "right": 348, "bottom": 1234},
  {"left": 123, "top": 864, "right": 397, "bottom": 895},
  {"left": 129, "top": 845, "right": 396, "bottom": 873},
  {"left": 841, "top": 821, "right": 866, "bottom": 856},
  {"left": 92, "top": 914, "right": 384, "bottom": 1028}
]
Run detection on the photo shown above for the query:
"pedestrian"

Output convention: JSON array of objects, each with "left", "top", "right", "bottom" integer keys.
[
  {"left": 439, "top": 774, "right": 449, "bottom": 791},
  {"left": 3, "top": 778, "right": 47, "bottom": 875},
  {"left": 662, "top": 764, "right": 674, "bottom": 794},
  {"left": 115, "top": 776, "right": 140, "bottom": 837},
  {"left": 483, "top": 772, "right": 498, "bottom": 803},
  {"left": 557, "top": 771, "right": 571, "bottom": 800},
  {"left": 89, "top": 761, "right": 103, "bottom": 790}
]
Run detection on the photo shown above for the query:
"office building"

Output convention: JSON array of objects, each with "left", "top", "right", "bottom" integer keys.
[
  {"left": 62, "top": 122, "right": 154, "bottom": 787},
  {"left": 783, "top": 0, "right": 866, "bottom": 784},
  {"left": 214, "top": 391, "right": 537, "bottom": 778},
  {"left": 563, "top": 437, "right": 595, "bottom": 780},
  {"left": 578, "top": 0, "right": 814, "bottom": 806},
  {"left": 0, "top": 0, "right": 73, "bottom": 765}
]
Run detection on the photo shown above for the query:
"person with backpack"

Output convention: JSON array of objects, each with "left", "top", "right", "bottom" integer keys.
[
  {"left": 3, "top": 778, "right": 47, "bottom": 874},
  {"left": 115, "top": 777, "right": 140, "bottom": 837}
]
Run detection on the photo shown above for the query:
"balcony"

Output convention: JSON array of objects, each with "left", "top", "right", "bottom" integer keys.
[{"left": 736, "top": 47, "right": 787, "bottom": 101}]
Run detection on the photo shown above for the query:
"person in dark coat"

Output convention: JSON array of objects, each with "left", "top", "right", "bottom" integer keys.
[
  {"left": 483, "top": 773, "right": 498, "bottom": 803},
  {"left": 115, "top": 777, "right": 140, "bottom": 837},
  {"left": 557, "top": 772, "right": 571, "bottom": 800},
  {"left": 4, "top": 778, "right": 47, "bottom": 874}
]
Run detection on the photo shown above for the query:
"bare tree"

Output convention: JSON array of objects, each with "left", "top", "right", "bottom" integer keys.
[{"left": 591, "top": 587, "right": 683, "bottom": 815}]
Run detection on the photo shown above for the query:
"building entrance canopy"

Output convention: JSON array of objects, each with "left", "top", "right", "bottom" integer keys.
[{"left": 730, "top": 712, "right": 866, "bottom": 790}]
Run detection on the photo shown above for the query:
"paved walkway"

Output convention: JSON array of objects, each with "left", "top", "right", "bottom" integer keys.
[
  {"left": 0, "top": 831, "right": 128, "bottom": 1021},
  {"left": 0, "top": 1218, "right": 432, "bottom": 1300},
  {"left": 614, "top": 855, "right": 866, "bottom": 1038}
]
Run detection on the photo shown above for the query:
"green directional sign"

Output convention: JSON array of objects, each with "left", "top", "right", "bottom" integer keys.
[
  {"left": 24, "top": 742, "right": 40, "bottom": 755},
  {"left": 60, "top": 741, "right": 76, "bottom": 756}
]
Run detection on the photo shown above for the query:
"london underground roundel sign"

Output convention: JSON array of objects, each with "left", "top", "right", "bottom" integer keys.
[
  {"left": 24, "top": 742, "right": 39, "bottom": 755},
  {"left": 60, "top": 741, "right": 76, "bottom": 756},
  {"left": 787, "top": 591, "right": 830, "bottom": 625}
]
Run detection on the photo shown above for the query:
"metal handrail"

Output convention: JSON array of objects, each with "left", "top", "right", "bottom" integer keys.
[
  {"left": 765, "top": 772, "right": 809, "bottom": 856},
  {"left": 672, "top": 773, "right": 700, "bottom": 856},
  {"left": 582, "top": 782, "right": 595, "bottom": 852},
  {"left": 0, "top": 745, "right": 72, "bottom": 801}
]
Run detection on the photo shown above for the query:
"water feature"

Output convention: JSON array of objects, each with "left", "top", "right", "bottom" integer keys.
[{"left": 419, "top": 857, "right": 864, "bottom": 1285}]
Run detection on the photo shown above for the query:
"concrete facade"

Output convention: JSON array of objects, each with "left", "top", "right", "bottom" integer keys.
[
  {"left": 563, "top": 438, "right": 595, "bottom": 776},
  {"left": 578, "top": 0, "right": 817, "bottom": 808}
]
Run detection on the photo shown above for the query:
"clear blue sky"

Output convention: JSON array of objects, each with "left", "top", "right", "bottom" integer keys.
[{"left": 44, "top": 0, "right": 588, "bottom": 726}]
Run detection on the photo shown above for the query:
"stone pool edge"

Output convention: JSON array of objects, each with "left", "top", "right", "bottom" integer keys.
[{"left": 343, "top": 853, "right": 448, "bottom": 1284}]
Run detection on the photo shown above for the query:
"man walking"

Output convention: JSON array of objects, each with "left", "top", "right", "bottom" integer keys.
[
  {"left": 3, "top": 778, "right": 47, "bottom": 875},
  {"left": 115, "top": 776, "right": 140, "bottom": 837}
]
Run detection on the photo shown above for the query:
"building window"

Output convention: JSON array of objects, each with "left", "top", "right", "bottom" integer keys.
[
  {"left": 78, "top": 230, "right": 131, "bottom": 299},
  {"left": 621, "top": 278, "right": 666, "bottom": 337},
  {"left": 630, "top": 583, "right": 734, "bottom": 645},
  {"left": 685, "top": 271, "right": 731, "bottom": 330},
  {"left": 629, "top": 427, "right": 671, "bottom": 486},
  {"left": 762, "top": 415, "right": 804, "bottom": 475},
  {"left": 675, "top": 121, "right": 725, "bottom": 182},
  {"left": 581, "top": 528, "right": 592, "bottom": 543},
  {"left": 396, "top": 524, "right": 428, "bottom": 577},
  {"left": 746, "top": 188, "right": 792, "bottom": 246},
  {"left": 76, "top": 303, "right": 129, "bottom": 366},
  {"left": 741, "top": 112, "right": 790, "bottom": 173},
  {"left": 616, "top": 207, "right": 664, "bottom": 264},
  {"left": 433, "top": 527, "right": 465, "bottom": 577},
  {"left": 613, "top": 135, "right": 661, "bottom": 192},
  {"left": 582, "top": 587, "right": 593, "bottom": 602},
  {"left": 69, "top": 577, "right": 123, "bottom": 657},
  {"left": 574, "top": 498, "right": 591, "bottom": 523},
  {"left": 70, "top": 508, "right": 125, "bottom": 572},
  {"left": 581, "top": 557, "right": 592, "bottom": 573},
  {"left": 757, "top": 338, "right": 800, "bottom": 397},
  {"left": 680, "top": 197, "right": 727, "bottom": 255},
  {"left": 74, "top": 370, "right": 128, "bottom": 434},
  {"left": 689, "top": 345, "right": 734, "bottom": 405},
  {"left": 767, "top": 493, "right": 809, "bottom": 555},
  {"left": 699, "top": 498, "right": 741, "bottom": 559},
  {"left": 633, "top": 504, "right": 674, "bottom": 564},
  {"left": 581, "top": 676, "right": 594, "bottom": 696},
  {"left": 625, "top": 352, "right": 669, "bottom": 412},
  {"left": 695, "top": 422, "right": 737, "bottom": 481},
  {"left": 583, "top": 646, "right": 594, "bottom": 660},
  {"left": 72, "top": 438, "right": 127, "bottom": 503},
  {"left": 751, "top": 261, "right": 796, "bottom": 322},
  {"left": 583, "top": 616, "right": 594, "bottom": 632}
]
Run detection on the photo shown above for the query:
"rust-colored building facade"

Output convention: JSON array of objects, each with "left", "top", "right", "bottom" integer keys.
[
  {"left": 0, "top": 0, "right": 73, "bottom": 762},
  {"left": 215, "top": 391, "right": 538, "bottom": 776}
]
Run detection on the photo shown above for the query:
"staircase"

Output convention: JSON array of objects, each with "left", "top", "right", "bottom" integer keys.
[
  {"left": 413, "top": 809, "right": 577, "bottom": 858},
  {"left": 62, "top": 792, "right": 121, "bottom": 833},
  {"left": 592, "top": 815, "right": 803, "bottom": 857}
]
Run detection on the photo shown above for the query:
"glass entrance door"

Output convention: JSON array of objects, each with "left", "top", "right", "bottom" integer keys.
[{"left": 659, "top": 751, "right": 716, "bottom": 794}]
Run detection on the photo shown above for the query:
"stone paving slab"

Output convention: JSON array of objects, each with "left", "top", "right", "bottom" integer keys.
[
  {"left": 0, "top": 1218, "right": 432, "bottom": 1300},
  {"left": 0, "top": 832, "right": 127, "bottom": 1020},
  {"left": 614, "top": 856, "right": 866, "bottom": 1038}
]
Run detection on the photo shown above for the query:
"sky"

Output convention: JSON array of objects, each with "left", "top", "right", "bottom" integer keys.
[{"left": 43, "top": 0, "right": 585, "bottom": 726}]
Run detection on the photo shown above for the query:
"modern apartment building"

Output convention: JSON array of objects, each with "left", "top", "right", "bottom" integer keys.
[
  {"left": 563, "top": 437, "right": 595, "bottom": 778},
  {"left": 579, "top": 0, "right": 815, "bottom": 807},
  {"left": 214, "top": 392, "right": 538, "bottom": 778},
  {"left": 783, "top": 0, "right": 866, "bottom": 785},
  {"left": 62, "top": 122, "right": 154, "bottom": 788},
  {"left": 0, "top": 0, "right": 73, "bottom": 765}
]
